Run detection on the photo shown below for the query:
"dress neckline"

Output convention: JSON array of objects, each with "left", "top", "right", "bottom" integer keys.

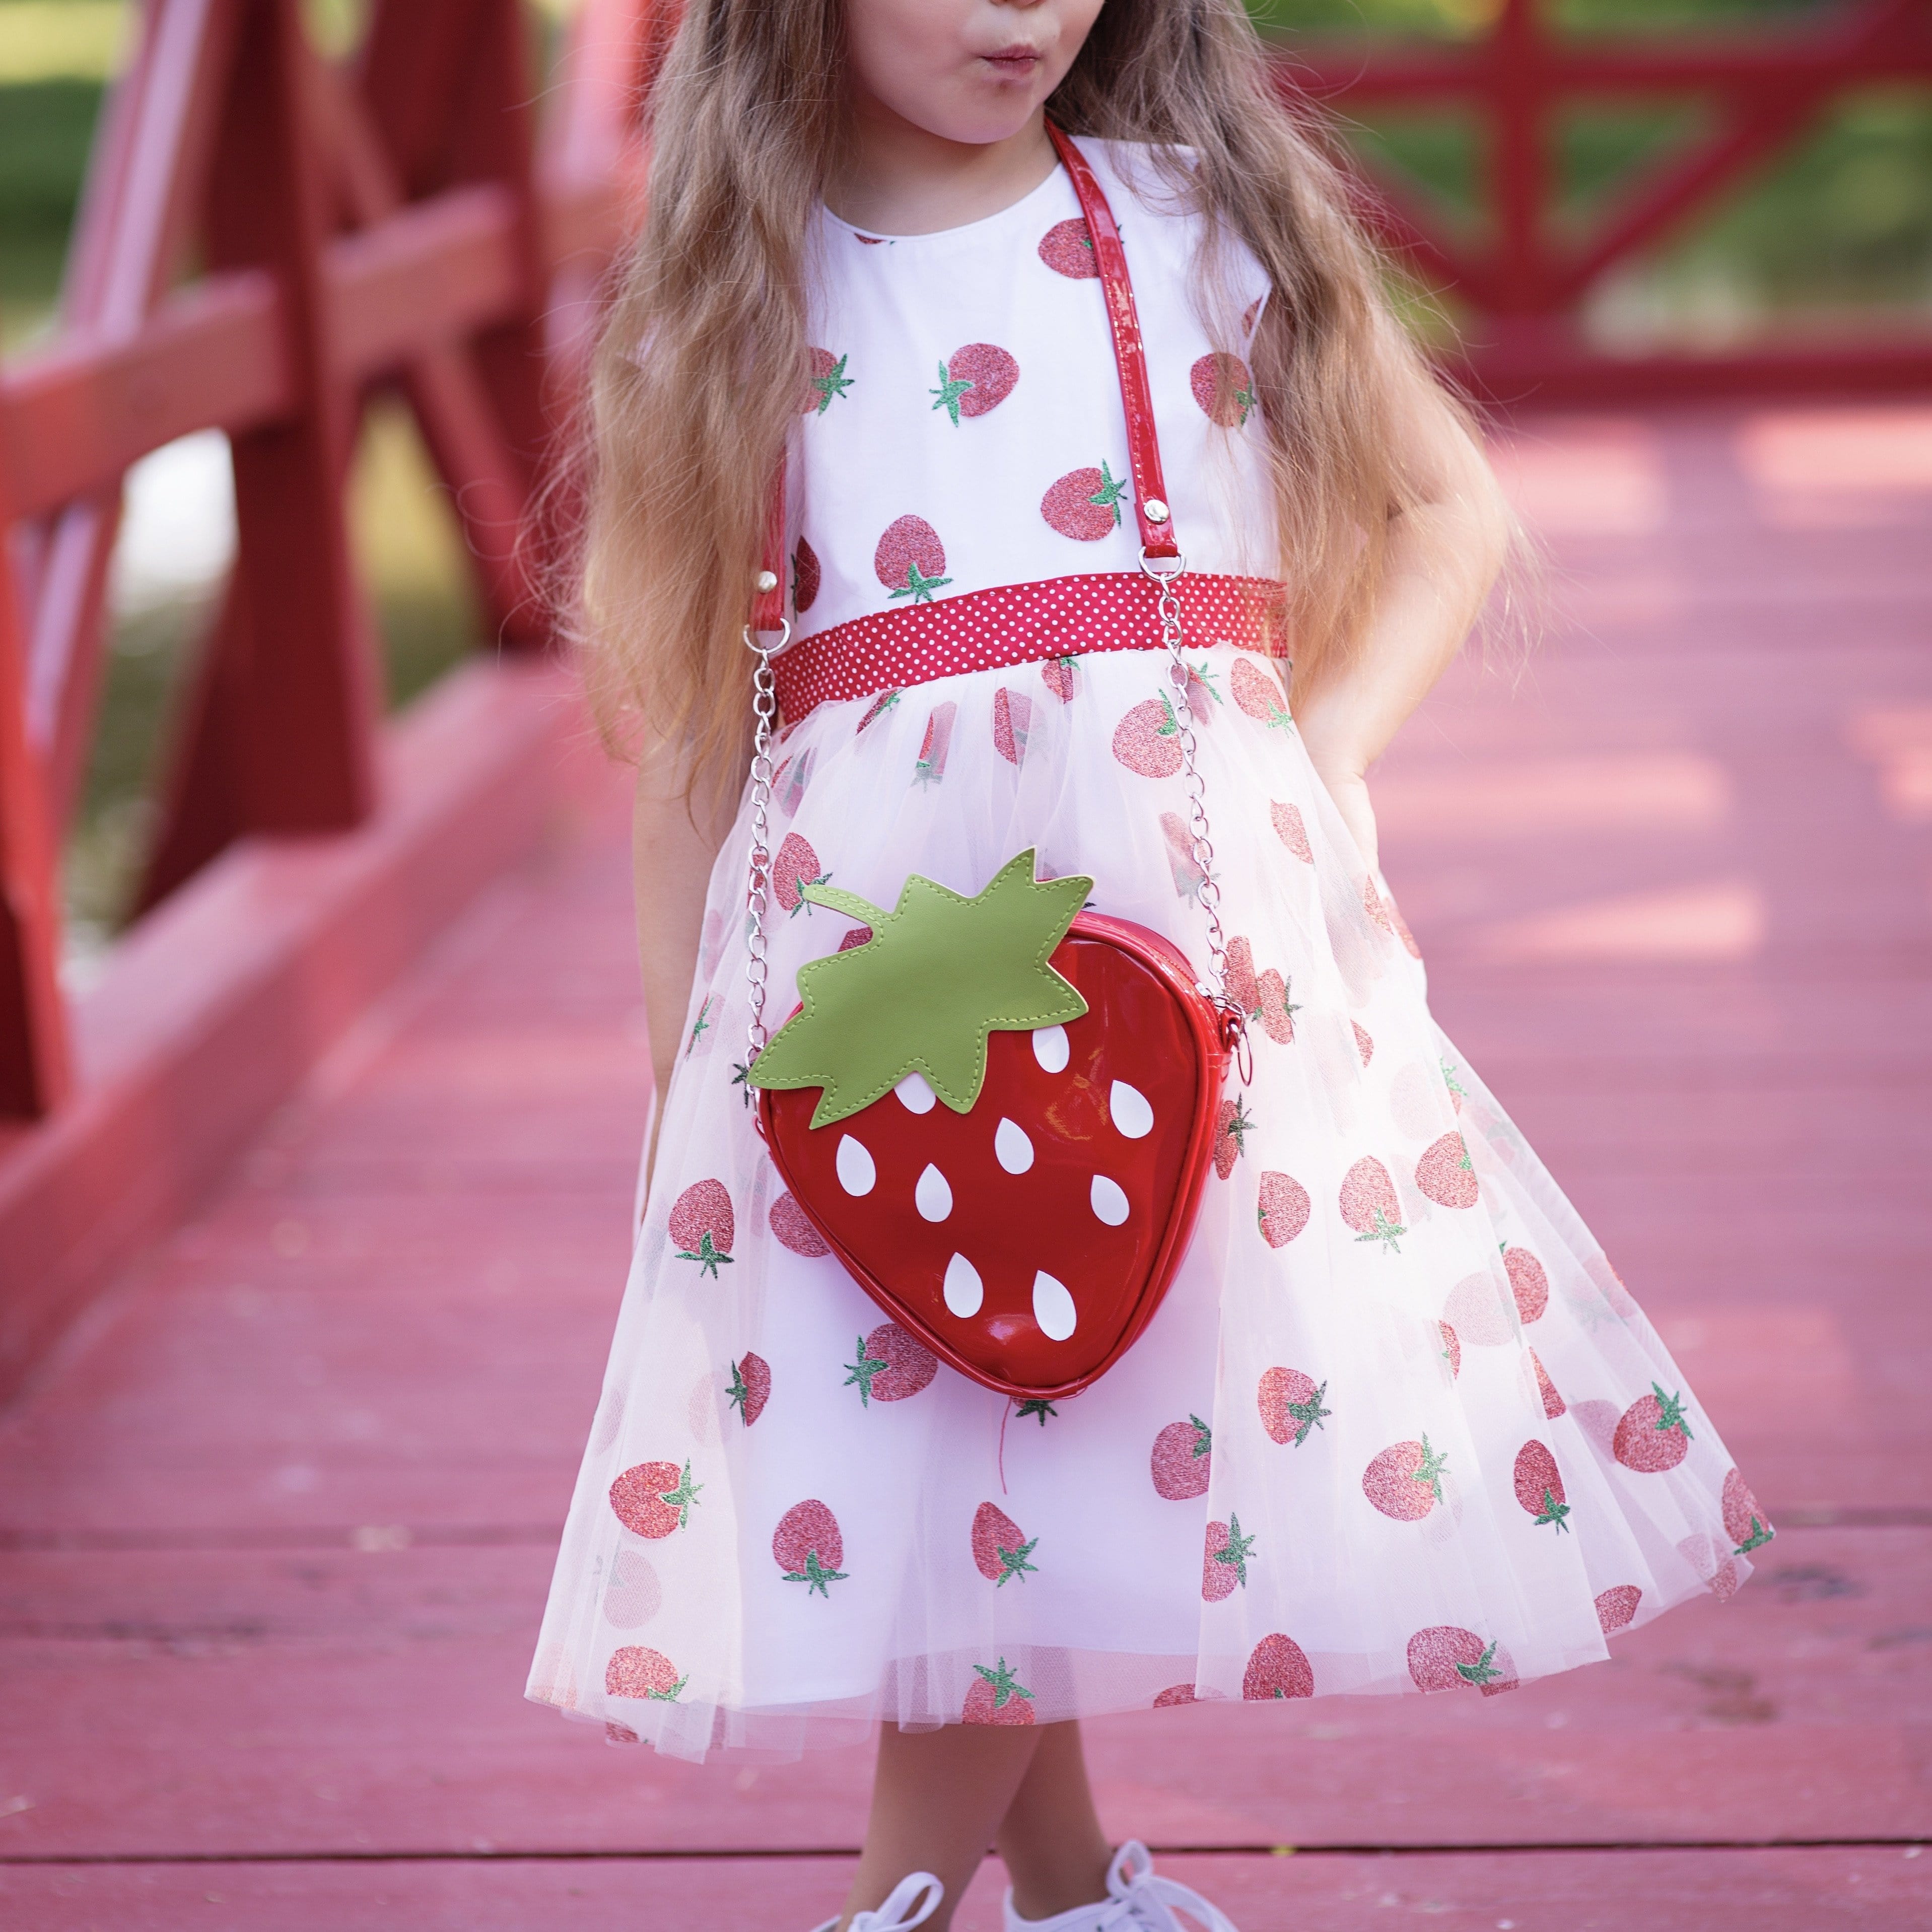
[{"left": 817, "top": 146, "right": 1074, "bottom": 251}]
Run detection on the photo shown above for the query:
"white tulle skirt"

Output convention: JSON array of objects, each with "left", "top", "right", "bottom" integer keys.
[{"left": 527, "top": 642, "right": 1770, "bottom": 1763}]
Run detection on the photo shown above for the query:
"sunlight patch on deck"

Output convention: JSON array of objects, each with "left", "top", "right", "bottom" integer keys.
[
  {"left": 1470, "top": 878, "right": 1765, "bottom": 963},
  {"left": 1375, "top": 754, "right": 1733, "bottom": 840}
]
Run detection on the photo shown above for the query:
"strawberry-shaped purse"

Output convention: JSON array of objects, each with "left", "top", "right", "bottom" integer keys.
[{"left": 739, "top": 129, "right": 1251, "bottom": 1401}]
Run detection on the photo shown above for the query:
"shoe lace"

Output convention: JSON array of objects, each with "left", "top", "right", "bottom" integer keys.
[
  {"left": 851, "top": 1871, "right": 944, "bottom": 1932},
  {"left": 1091, "top": 1842, "right": 1238, "bottom": 1932}
]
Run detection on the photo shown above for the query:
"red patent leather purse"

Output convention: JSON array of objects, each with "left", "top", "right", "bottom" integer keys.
[{"left": 738, "top": 128, "right": 1249, "bottom": 1402}]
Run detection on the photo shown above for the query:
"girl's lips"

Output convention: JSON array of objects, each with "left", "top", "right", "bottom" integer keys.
[{"left": 981, "top": 46, "right": 1043, "bottom": 72}]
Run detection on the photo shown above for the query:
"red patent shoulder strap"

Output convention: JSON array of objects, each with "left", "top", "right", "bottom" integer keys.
[
  {"left": 1045, "top": 123, "right": 1178, "bottom": 562},
  {"left": 749, "top": 124, "right": 1177, "bottom": 633}
]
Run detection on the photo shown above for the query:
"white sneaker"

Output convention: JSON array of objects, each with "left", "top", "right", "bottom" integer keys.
[
  {"left": 810, "top": 1869, "right": 944, "bottom": 1932},
  {"left": 1003, "top": 1841, "right": 1238, "bottom": 1931}
]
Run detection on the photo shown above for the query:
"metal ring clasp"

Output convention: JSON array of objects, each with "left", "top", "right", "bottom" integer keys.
[
  {"left": 742, "top": 617, "right": 794, "bottom": 657},
  {"left": 1138, "top": 547, "right": 1187, "bottom": 583}
]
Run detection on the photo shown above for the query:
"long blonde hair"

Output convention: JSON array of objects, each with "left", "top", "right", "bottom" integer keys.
[{"left": 577, "top": 0, "right": 1447, "bottom": 790}]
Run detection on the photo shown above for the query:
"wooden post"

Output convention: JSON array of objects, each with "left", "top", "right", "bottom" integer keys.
[
  {"left": 203, "top": 0, "right": 379, "bottom": 836},
  {"left": 0, "top": 533, "right": 70, "bottom": 1116}
]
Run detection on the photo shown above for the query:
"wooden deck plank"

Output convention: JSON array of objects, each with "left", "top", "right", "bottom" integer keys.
[
  {"left": 2, "top": 1848, "right": 1927, "bottom": 1931},
  {"left": 1, "top": 1529, "right": 1925, "bottom": 1858}
]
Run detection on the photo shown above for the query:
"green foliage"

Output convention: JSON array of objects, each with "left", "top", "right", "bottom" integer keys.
[{"left": 747, "top": 853, "right": 1090, "bottom": 1129}]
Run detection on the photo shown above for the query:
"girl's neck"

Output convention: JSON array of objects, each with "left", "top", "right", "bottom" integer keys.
[{"left": 825, "top": 104, "right": 1059, "bottom": 237}]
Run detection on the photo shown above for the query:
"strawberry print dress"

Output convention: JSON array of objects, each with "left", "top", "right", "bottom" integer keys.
[{"left": 529, "top": 139, "right": 1770, "bottom": 1761}]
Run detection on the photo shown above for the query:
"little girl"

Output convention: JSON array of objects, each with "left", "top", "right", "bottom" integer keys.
[{"left": 529, "top": 3, "right": 1772, "bottom": 1927}]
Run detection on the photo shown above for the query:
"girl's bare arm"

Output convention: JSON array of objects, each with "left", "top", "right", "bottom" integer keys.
[
  {"left": 1292, "top": 377, "right": 1512, "bottom": 876},
  {"left": 633, "top": 735, "right": 736, "bottom": 1194}
]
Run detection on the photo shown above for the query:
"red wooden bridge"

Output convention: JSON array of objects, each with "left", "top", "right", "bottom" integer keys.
[{"left": 3, "top": 4, "right": 1930, "bottom": 1926}]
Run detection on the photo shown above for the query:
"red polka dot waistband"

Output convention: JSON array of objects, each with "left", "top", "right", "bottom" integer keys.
[{"left": 772, "top": 572, "right": 1290, "bottom": 723}]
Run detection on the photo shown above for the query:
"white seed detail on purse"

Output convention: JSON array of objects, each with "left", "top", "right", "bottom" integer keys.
[
  {"left": 1031, "top": 1024, "right": 1070, "bottom": 1073},
  {"left": 915, "top": 1163, "right": 953, "bottom": 1222},
  {"left": 995, "top": 1117, "right": 1035, "bottom": 1175},
  {"left": 835, "top": 1135, "right": 876, "bottom": 1196},
  {"left": 1090, "top": 1174, "right": 1131, "bottom": 1225},
  {"left": 1032, "top": 1270, "right": 1077, "bottom": 1341},
  {"left": 1109, "top": 1080, "right": 1154, "bottom": 1139},
  {"left": 895, "top": 1070, "right": 937, "bottom": 1114},
  {"left": 943, "top": 1252, "right": 985, "bottom": 1318}
]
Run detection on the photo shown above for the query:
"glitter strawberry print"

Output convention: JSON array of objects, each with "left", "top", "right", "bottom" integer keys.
[
  {"left": 1530, "top": 1348, "right": 1565, "bottom": 1417},
  {"left": 913, "top": 701, "right": 957, "bottom": 787},
  {"left": 609, "top": 1459, "right": 702, "bottom": 1538},
  {"left": 1339, "top": 1156, "right": 1406, "bottom": 1253},
  {"left": 1407, "top": 1627, "right": 1517, "bottom": 1696},
  {"left": 769, "top": 1190, "right": 832, "bottom": 1258},
  {"left": 1722, "top": 1467, "right": 1775, "bottom": 1553},
  {"left": 972, "top": 1502, "right": 1040, "bottom": 1585},
  {"left": 773, "top": 1499, "right": 848, "bottom": 1596},
  {"left": 793, "top": 536, "right": 820, "bottom": 612},
  {"left": 1363, "top": 1436, "right": 1448, "bottom": 1520},
  {"left": 1513, "top": 1440, "right": 1571, "bottom": 1533},
  {"left": 1202, "top": 1514, "right": 1256, "bottom": 1600},
  {"left": 1230, "top": 658, "right": 1291, "bottom": 732},
  {"left": 1595, "top": 1585, "right": 1642, "bottom": 1634},
  {"left": 856, "top": 689, "right": 902, "bottom": 734},
  {"left": 1223, "top": 936, "right": 1297, "bottom": 1045},
  {"left": 1258, "top": 1366, "right": 1330, "bottom": 1446},
  {"left": 772, "top": 745, "right": 815, "bottom": 819},
  {"left": 1190, "top": 352, "right": 1256, "bottom": 427},
  {"left": 1161, "top": 811, "right": 1208, "bottom": 902},
  {"left": 605, "top": 1645, "right": 686, "bottom": 1701},
  {"left": 993, "top": 686, "right": 1033, "bottom": 766},
  {"left": 931, "top": 342, "right": 1019, "bottom": 424},
  {"left": 1270, "top": 800, "right": 1314, "bottom": 863},
  {"left": 1613, "top": 1384, "right": 1693, "bottom": 1472},
  {"left": 1151, "top": 1414, "right": 1213, "bottom": 1499},
  {"left": 964, "top": 1657, "right": 1037, "bottom": 1724},
  {"left": 669, "top": 1180, "right": 734, "bottom": 1277},
  {"left": 1212, "top": 1095, "right": 1253, "bottom": 1179},
  {"left": 1043, "top": 461, "right": 1130, "bottom": 540},
  {"left": 845, "top": 1321, "right": 938, "bottom": 1407},
  {"left": 1439, "top": 1322, "right": 1462, "bottom": 1378},
  {"left": 1256, "top": 1170, "right": 1311, "bottom": 1247},
  {"left": 727, "top": 1352, "right": 771, "bottom": 1426},
  {"left": 772, "top": 833, "right": 830, "bottom": 916},
  {"left": 804, "top": 347, "right": 853, "bottom": 413},
  {"left": 1443, "top": 1271, "right": 1514, "bottom": 1345},
  {"left": 1111, "top": 693, "right": 1184, "bottom": 778},
  {"left": 1415, "top": 1132, "right": 1479, "bottom": 1209},
  {"left": 1506, "top": 1246, "right": 1550, "bottom": 1323},
  {"left": 1353, "top": 1021, "right": 1374, "bottom": 1066},
  {"left": 1041, "top": 656, "right": 1081, "bottom": 703},
  {"left": 1038, "top": 217, "right": 1097, "bottom": 278},
  {"left": 874, "top": 515, "right": 952, "bottom": 602},
  {"left": 1242, "top": 1633, "right": 1314, "bottom": 1700}
]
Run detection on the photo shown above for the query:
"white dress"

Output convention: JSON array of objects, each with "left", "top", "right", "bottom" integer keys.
[{"left": 528, "top": 140, "right": 1770, "bottom": 1764}]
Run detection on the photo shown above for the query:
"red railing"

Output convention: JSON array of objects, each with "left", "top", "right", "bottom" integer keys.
[
  {"left": 0, "top": 0, "right": 659, "bottom": 1119},
  {"left": 1294, "top": 0, "right": 1932, "bottom": 398},
  {"left": 2, "top": 0, "right": 1929, "bottom": 1125}
]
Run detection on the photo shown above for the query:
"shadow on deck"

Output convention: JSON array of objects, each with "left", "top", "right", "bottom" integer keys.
[{"left": 3, "top": 402, "right": 1930, "bottom": 1929}]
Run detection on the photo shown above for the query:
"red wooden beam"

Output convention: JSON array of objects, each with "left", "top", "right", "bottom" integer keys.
[{"left": 0, "top": 538, "right": 70, "bottom": 1117}]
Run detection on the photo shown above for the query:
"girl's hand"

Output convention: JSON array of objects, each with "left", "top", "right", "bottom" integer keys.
[{"left": 1312, "top": 760, "right": 1380, "bottom": 878}]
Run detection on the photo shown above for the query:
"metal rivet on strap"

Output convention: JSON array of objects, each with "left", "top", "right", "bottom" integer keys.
[
  {"left": 1144, "top": 498, "right": 1169, "bottom": 524},
  {"left": 755, "top": 570, "right": 779, "bottom": 594}
]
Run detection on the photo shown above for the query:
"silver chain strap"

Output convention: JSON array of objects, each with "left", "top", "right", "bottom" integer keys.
[
  {"left": 741, "top": 618, "right": 789, "bottom": 1067},
  {"left": 1141, "top": 550, "right": 1231, "bottom": 1008}
]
